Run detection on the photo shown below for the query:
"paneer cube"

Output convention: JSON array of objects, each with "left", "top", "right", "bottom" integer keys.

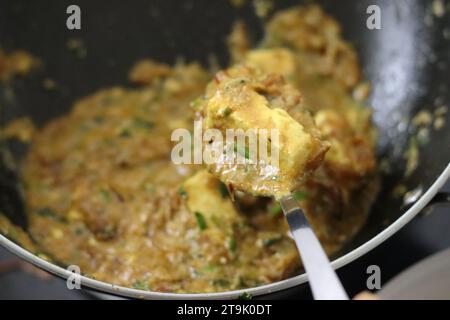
[{"left": 196, "top": 65, "right": 329, "bottom": 199}]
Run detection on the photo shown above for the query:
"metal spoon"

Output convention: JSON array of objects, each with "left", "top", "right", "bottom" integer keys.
[{"left": 280, "top": 195, "right": 349, "bottom": 300}]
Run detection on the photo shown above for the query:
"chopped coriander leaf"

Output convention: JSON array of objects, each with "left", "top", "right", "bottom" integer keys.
[
  {"left": 35, "top": 207, "right": 57, "bottom": 218},
  {"left": 132, "top": 280, "right": 150, "bottom": 291},
  {"left": 218, "top": 182, "right": 229, "bottom": 198},
  {"left": 203, "top": 265, "right": 217, "bottom": 273},
  {"left": 100, "top": 189, "right": 111, "bottom": 202},
  {"left": 178, "top": 186, "right": 187, "bottom": 198},
  {"left": 35, "top": 252, "right": 50, "bottom": 260},
  {"left": 34, "top": 207, "right": 66, "bottom": 222},
  {"left": 234, "top": 143, "right": 250, "bottom": 159},
  {"left": 268, "top": 202, "right": 282, "bottom": 217},
  {"left": 190, "top": 97, "right": 203, "bottom": 109},
  {"left": 262, "top": 235, "right": 283, "bottom": 247},
  {"left": 133, "top": 117, "right": 155, "bottom": 129},
  {"left": 221, "top": 107, "right": 232, "bottom": 117},
  {"left": 74, "top": 227, "right": 85, "bottom": 236},
  {"left": 194, "top": 212, "right": 207, "bottom": 230},
  {"left": 212, "top": 279, "right": 230, "bottom": 287},
  {"left": 119, "top": 128, "right": 131, "bottom": 137},
  {"left": 293, "top": 191, "right": 307, "bottom": 201},
  {"left": 228, "top": 235, "right": 237, "bottom": 253},
  {"left": 239, "top": 292, "right": 253, "bottom": 300}
]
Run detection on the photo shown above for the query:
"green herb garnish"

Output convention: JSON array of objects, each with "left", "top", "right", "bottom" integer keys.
[
  {"left": 293, "top": 191, "right": 307, "bottom": 201},
  {"left": 132, "top": 280, "right": 150, "bottom": 291},
  {"left": 178, "top": 186, "right": 187, "bottom": 198},
  {"left": 74, "top": 227, "right": 85, "bottom": 236},
  {"left": 35, "top": 207, "right": 57, "bottom": 218},
  {"left": 133, "top": 117, "right": 155, "bottom": 129},
  {"left": 268, "top": 202, "right": 282, "bottom": 217},
  {"left": 100, "top": 189, "right": 111, "bottom": 203},
  {"left": 218, "top": 182, "right": 229, "bottom": 198},
  {"left": 34, "top": 207, "right": 65, "bottom": 222},
  {"left": 262, "top": 235, "right": 283, "bottom": 247},
  {"left": 190, "top": 97, "right": 203, "bottom": 109},
  {"left": 234, "top": 143, "right": 250, "bottom": 159},
  {"left": 119, "top": 128, "right": 131, "bottom": 138},
  {"left": 228, "top": 235, "right": 237, "bottom": 253},
  {"left": 35, "top": 252, "right": 50, "bottom": 260},
  {"left": 194, "top": 211, "right": 207, "bottom": 230},
  {"left": 203, "top": 265, "right": 218, "bottom": 273},
  {"left": 239, "top": 292, "right": 253, "bottom": 300},
  {"left": 212, "top": 279, "right": 230, "bottom": 287},
  {"left": 221, "top": 107, "right": 232, "bottom": 117}
]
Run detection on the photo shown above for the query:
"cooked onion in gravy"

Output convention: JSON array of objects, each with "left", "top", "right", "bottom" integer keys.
[{"left": 1, "top": 5, "right": 379, "bottom": 293}]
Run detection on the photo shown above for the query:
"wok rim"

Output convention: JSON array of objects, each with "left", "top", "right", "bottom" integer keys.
[{"left": 0, "top": 163, "right": 449, "bottom": 300}]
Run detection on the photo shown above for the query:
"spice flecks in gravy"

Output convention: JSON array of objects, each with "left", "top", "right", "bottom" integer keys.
[{"left": 1, "top": 5, "right": 379, "bottom": 293}]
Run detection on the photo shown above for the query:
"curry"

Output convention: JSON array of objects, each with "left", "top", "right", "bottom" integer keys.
[{"left": 0, "top": 5, "right": 379, "bottom": 293}]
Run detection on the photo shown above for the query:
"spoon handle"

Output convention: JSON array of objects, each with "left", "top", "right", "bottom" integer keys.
[{"left": 280, "top": 196, "right": 349, "bottom": 300}]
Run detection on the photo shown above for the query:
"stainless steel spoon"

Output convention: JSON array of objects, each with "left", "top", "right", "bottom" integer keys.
[{"left": 280, "top": 195, "right": 349, "bottom": 300}]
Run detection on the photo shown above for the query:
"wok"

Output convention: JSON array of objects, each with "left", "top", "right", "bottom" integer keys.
[{"left": 0, "top": 0, "right": 449, "bottom": 299}]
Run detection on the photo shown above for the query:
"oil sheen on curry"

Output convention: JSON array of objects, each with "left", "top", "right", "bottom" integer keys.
[{"left": 0, "top": 5, "right": 379, "bottom": 293}]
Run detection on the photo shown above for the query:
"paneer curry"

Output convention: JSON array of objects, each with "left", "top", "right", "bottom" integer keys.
[{"left": 0, "top": 5, "right": 379, "bottom": 293}]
